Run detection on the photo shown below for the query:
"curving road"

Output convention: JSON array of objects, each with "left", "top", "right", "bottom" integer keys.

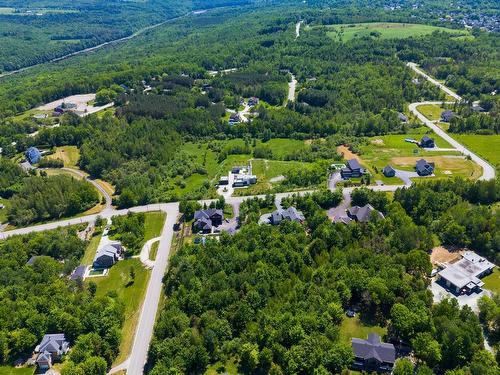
[
  {"left": 61, "top": 168, "right": 113, "bottom": 211},
  {"left": 407, "top": 62, "right": 495, "bottom": 181}
]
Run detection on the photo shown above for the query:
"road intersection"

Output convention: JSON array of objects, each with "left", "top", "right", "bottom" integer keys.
[{"left": 0, "top": 63, "right": 495, "bottom": 375}]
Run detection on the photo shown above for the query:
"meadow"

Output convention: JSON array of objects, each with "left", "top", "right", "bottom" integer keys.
[
  {"left": 453, "top": 134, "right": 500, "bottom": 168},
  {"left": 326, "top": 22, "right": 470, "bottom": 41}
]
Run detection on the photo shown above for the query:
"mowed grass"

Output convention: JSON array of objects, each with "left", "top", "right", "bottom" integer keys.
[
  {"left": 255, "top": 138, "right": 306, "bottom": 159},
  {"left": 483, "top": 268, "right": 500, "bottom": 295},
  {"left": 417, "top": 104, "right": 444, "bottom": 121},
  {"left": 326, "top": 22, "right": 469, "bottom": 41},
  {"left": 339, "top": 315, "right": 387, "bottom": 345},
  {"left": 90, "top": 258, "right": 150, "bottom": 366},
  {"left": 47, "top": 145, "right": 80, "bottom": 167},
  {"left": 0, "top": 367, "right": 33, "bottom": 375},
  {"left": 81, "top": 229, "right": 103, "bottom": 265},
  {"left": 205, "top": 358, "right": 239, "bottom": 375},
  {"left": 453, "top": 134, "right": 500, "bottom": 168},
  {"left": 144, "top": 211, "right": 166, "bottom": 243}
]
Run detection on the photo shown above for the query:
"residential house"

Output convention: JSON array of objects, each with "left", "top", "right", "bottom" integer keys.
[
  {"left": 269, "top": 207, "right": 305, "bottom": 225},
  {"left": 471, "top": 104, "right": 485, "bottom": 113},
  {"left": 35, "top": 333, "right": 69, "bottom": 370},
  {"left": 398, "top": 112, "right": 408, "bottom": 122},
  {"left": 193, "top": 209, "right": 224, "bottom": 233},
  {"left": 415, "top": 158, "right": 434, "bottom": 176},
  {"left": 25, "top": 146, "right": 42, "bottom": 164},
  {"left": 219, "top": 176, "right": 229, "bottom": 185},
  {"left": 93, "top": 243, "right": 122, "bottom": 269},
  {"left": 382, "top": 165, "right": 396, "bottom": 178},
  {"left": 441, "top": 110, "right": 455, "bottom": 122},
  {"left": 229, "top": 113, "right": 241, "bottom": 125},
  {"left": 351, "top": 333, "right": 396, "bottom": 372},
  {"left": 233, "top": 175, "right": 257, "bottom": 187},
  {"left": 340, "top": 159, "right": 365, "bottom": 179},
  {"left": 347, "top": 204, "right": 384, "bottom": 223},
  {"left": 248, "top": 97, "right": 259, "bottom": 106},
  {"left": 437, "top": 251, "right": 495, "bottom": 295},
  {"left": 419, "top": 135, "right": 435, "bottom": 148}
]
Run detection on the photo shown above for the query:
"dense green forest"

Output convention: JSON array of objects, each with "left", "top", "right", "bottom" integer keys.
[
  {"left": 0, "top": 227, "right": 124, "bottom": 372},
  {"left": 149, "top": 178, "right": 500, "bottom": 374},
  {"left": 0, "top": 159, "right": 99, "bottom": 226}
]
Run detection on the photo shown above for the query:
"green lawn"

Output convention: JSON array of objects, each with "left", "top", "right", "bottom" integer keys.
[
  {"left": 453, "top": 134, "right": 500, "bottom": 168},
  {"left": 339, "top": 315, "right": 387, "bottom": 345},
  {"left": 144, "top": 211, "right": 166, "bottom": 243},
  {"left": 255, "top": 138, "right": 306, "bottom": 159},
  {"left": 149, "top": 241, "right": 159, "bottom": 261},
  {"left": 90, "top": 258, "right": 150, "bottom": 366},
  {"left": 482, "top": 268, "right": 500, "bottom": 295},
  {"left": 0, "top": 367, "right": 33, "bottom": 375},
  {"left": 417, "top": 104, "right": 444, "bottom": 121},
  {"left": 205, "top": 357, "right": 239, "bottom": 375},
  {"left": 81, "top": 227, "right": 103, "bottom": 265},
  {"left": 0, "top": 198, "right": 9, "bottom": 223},
  {"left": 46, "top": 145, "right": 80, "bottom": 168},
  {"left": 326, "top": 22, "right": 469, "bottom": 41}
]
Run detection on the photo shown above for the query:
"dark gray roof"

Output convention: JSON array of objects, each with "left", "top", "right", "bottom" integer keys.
[
  {"left": 194, "top": 217, "right": 212, "bottom": 231},
  {"left": 352, "top": 333, "right": 395, "bottom": 364},
  {"left": 194, "top": 209, "right": 223, "bottom": 220},
  {"left": 36, "top": 333, "right": 69, "bottom": 356},
  {"left": 382, "top": 165, "right": 395, "bottom": 174},
  {"left": 416, "top": 158, "right": 434, "bottom": 174},
  {"left": 398, "top": 112, "right": 408, "bottom": 122},
  {"left": 421, "top": 135, "right": 433, "bottom": 143},
  {"left": 347, "top": 159, "right": 361, "bottom": 170},
  {"left": 348, "top": 204, "right": 384, "bottom": 223},
  {"left": 441, "top": 110, "right": 455, "bottom": 121},
  {"left": 271, "top": 207, "right": 305, "bottom": 224}
]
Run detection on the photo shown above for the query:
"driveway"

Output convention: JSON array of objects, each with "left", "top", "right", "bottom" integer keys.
[
  {"left": 394, "top": 169, "right": 420, "bottom": 186},
  {"left": 430, "top": 280, "right": 491, "bottom": 313}
]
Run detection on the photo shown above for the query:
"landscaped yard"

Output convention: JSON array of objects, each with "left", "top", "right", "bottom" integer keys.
[
  {"left": 90, "top": 258, "right": 150, "bottom": 366},
  {"left": 417, "top": 104, "right": 444, "bottom": 121},
  {"left": 483, "top": 268, "right": 500, "bottom": 295},
  {"left": 205, "top": 357, "right": 238, "bottom": 375},
  {"left": 46, "top": 145, "right": 80, "bottom": 168},
  {"left": 325, "top": 22, "right": 470, "bottom": 41},
  {"left": 0, "top": 367, "right": 33, "bottom": 375},
  {"left": 81, "top": 226, "right": 104, "bottom": 265},
  {"left": 339, "top": 315, "right": 387, "bottom": 345}
]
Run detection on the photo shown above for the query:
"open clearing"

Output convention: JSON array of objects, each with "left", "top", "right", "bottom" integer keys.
[
  {"left": 391, "top": 155, "right": 482, "bottom": 179},
  {"left": 325, "top": 22, "right": 469, "bottom": 41},
  {"left": 144, "top": 212, "right": 166, "bottom": 244},
  {"left": 430, "top": 246, "right": 463, "bottom": 266},
  {"left": 90, "top": 258, "right": 150, "bottom": 366},
  {"left": 417, "top": 104, "right": 444, "bottom": 121},
  {"left": 453, "top": 134, "right": 500, "bottom": 168},
  {"left": 339, "top": 315, "right": 387, "bottom": 345},
  {"left": 47, "top": 145, "right": 80, "bottom": 167},
  {"left": 35, "top": 93, "right": 113, "bottom": 117}
]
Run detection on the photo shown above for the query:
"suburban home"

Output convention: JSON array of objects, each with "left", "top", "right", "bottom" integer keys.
[
  {"left": 93, "top": 243, "right": 122, "bottom": 269},
  {"left": 229, "top": 113, "right": 241, "bottom": 124},
  {"left": 398, "top": 112, "right": 408, "bottom": 122},
  {"left": 415, "top": 158, "right": 435, "bottom": 176},
  {"left": 437, "top": 251, "right": 495, "bottom": 295},
  {"left": 248, "top": 97, "right": 259, "bottom": 106},
  {"left": 382, "top": 165, "right": 396, "bottom": 178},
  {"left": 347, "top": 204, "right": 384, "bottom": 223},
  {"left": 193, "top": 209, "right": 224, "bottom": 233},
  {"left": 233, "top": 174, "right": 257, "bottom": 187},
  {"left": 70, "top": 265, "right": 87, "bottom": 281},
  {"left": 269, "top": 207, "right": 305, "bottom": 225},
  {"left": 35, "top": 333, "right": 69, "bottom": 370},
  {"left": 441, "top": 110, "right": 455, "bottom": 122},
  {"left": 219, "top": 176, "right": 229, "bottom": 185},
  {"left": 419, "top": 135, "right": 435, "bottom": 148},
  {"left": 341, "top": 159, "right": 365, "bottom": 179},
  {"left": 25, "top": 146, "right": 42, "bottom": 164},
  {"left": 352, "top": 333, "right": 396, "bottom": 372}
]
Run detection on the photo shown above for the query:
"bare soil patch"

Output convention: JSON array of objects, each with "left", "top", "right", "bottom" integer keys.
[
  {"left": 431, "top": 246, "right": 464, "bottom": 266},
  {"left": 337, "top": 145, "right": 361, "bottom": 161}
]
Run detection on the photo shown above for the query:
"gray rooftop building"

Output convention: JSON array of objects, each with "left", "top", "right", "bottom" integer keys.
[
  {"left": 352, "top": 333, "right": 395, "bottom": 372},
  {"left": 270, "top": 207, "right": 305, "bottom": 225}
]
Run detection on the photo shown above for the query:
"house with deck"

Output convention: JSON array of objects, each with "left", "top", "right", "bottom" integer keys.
[
  {"left": 415, "top": 158, "right": 434, "bottom": 176},
  {"left": 193, "top": 209, "right": 224, "bottom": 233},
  {"left": 93, "top": 243, "right": 122, "bottom": 269},
  {"left": 419, "top": 135, "right": 435, "bottom": 148},
  {"left": 341, "top": 159, "right": 365, "bottom": 179}
]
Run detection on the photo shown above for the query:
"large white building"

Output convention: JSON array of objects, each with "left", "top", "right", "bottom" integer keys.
[{"left": 437, "top": 251, "right": 495, "bottom": 295}]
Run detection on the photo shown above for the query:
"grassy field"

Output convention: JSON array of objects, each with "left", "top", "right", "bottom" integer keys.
[
  {"left": 90, "top": 258, "right": 150, "bottom": 366},
  {"left": 417, "top": 104, "right": 444, "bottom": 121},
  {"left": 482, "top": 268, "right": 500, "bottom": 295},
  {"left": 353, "top": 126, "right": 475, "bottom": 183},
  {"left": 47, "top": 145, "right": 80, "bottom": 168},
  {"left": 144, "top": 212, "right": 166, "bottom": 243},
  {"left": 149, "top": 241, "right": 159, "bottom": 261},
  {"left": 0, "top": 367, "right": 33, "bottom": 375},
  {"left": 81, "top": 227, "right": 103, "bottom": 265},
  {"left": 453, "top": 134, "right": 500, "bottom": 168},
  {"left": 326, "top": 22, "right": 469, "bottom": 41},
  {"left": 339, "top": 315, "right": 387, "bottom": 345}
]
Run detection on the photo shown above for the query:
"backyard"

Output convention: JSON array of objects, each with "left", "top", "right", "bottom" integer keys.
[
  {"left": 46, "top": 145, "right": 80, "bottom": 168},
  {"left": 482, "top": 268, "right": 500, "bottom": 295},
  {"left": 339, "top": 315, "right": 387, "bottom": 345}
]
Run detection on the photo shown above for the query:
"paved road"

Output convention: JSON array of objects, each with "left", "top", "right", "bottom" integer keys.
[
  {"left": 409, "top": 101, "right": 495, "bottom": 181},
  {"left": 287, "top": 73, "right": 297, "bottom": 103},
  {"left": 61, "top": 168, "right": 113, "bottom": 211},
  {"left": 125, "top": 204, "right": 178, "bottom": 375},
  {"left": 295, "top": 21, "right": 302, "bottom": 39},
  {"left": 407, "top": 62, "right": 462, "bottom": 101},
  {"left": 407, "top": 62, "right": 495, "bottom": 181},
  {"left": 0, "top": 13, "right": 193, "bottom": 80}
]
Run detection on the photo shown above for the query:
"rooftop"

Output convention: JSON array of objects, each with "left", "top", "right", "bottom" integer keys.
[{"left": 438, "top": 251, "right": 495, "bottom": 289}]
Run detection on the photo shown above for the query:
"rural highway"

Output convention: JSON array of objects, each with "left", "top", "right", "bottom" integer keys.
[{"left": 407, "top": 62, "right": 495, "bottom": 181}]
